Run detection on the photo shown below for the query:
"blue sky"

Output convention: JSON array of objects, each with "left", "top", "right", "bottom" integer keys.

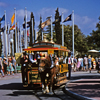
[{"left": 0, "top": 0, "right": 100, "bottom": 36}]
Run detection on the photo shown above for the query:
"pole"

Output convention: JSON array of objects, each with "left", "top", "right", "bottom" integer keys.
[
  {"left": 72, "top": 10, "right": 74, "bottom": 58},
  {"left": 51, "top": 15, "right": 53, "bottom": 42},
  {"left": 8, "top": 22, "right": 10, "bottom": 56},
  {"left": 25, "top": 7, "right": 27, "bottom": 48},
  {"left": 20, "top": 25, "right": 21, "bottom": 52},
  {"left": 14, "top": 8, "right": 17, "bottom": 53},
  {"left": 42, "top": 17, "right": 43, "bottom": 41},
  {"left": 18, "top": 21, "right": 19, "bottom": 53},
  {"left": 4, "top": 11, "right": 8, "bottom": 57},
  {"left": 62, "top": 12, "right": 64, "bottom": 46}
]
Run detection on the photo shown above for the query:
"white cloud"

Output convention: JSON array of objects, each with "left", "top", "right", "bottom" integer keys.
[
  {"left": 0, "top": 2, "right": 7, "bottom": 7},
  {"left": 35, "top": 7, "right": 69, "bottom": 27},
  {"left": 16, "top": 9, "right": 31, "bottom": 21}
]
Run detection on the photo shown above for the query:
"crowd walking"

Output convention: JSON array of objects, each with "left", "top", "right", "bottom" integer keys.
[{"left": 0, "top": 56, "right": 16, "bottom": 77}]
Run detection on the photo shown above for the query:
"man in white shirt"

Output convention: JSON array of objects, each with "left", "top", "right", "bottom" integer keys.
[{"left": 67, "top": 54, "right": 72, "bottom": 80}]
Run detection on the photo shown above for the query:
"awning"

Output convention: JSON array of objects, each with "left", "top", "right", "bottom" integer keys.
[{"left": 88, "top": 49, "right": 99, "bottom": 53}]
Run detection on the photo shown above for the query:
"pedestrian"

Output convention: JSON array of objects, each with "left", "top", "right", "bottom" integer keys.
[
  {"left": 8, "top": 59, "right": 14, "bottom": 75},
  {"left": 67, "top": 54, "right": 72, "bottom": 80},
  {"left": 80, "top": 56, "right": 84, "bottom": 71},
  {"left": 0, "top": 57, "right": 5, "bottom": 77},
  {"left": 12, "top": 56, "right": 17, "bottom": 73},
  {"left": 91, "top": 56, "right": 95, "bottom": 69},
  {"left": 88, "top": 55, "right": 92, "bottom": 73},
  {"left": 77, "top": 56, "right": 81, "bottom": 71},
  {"left": 83, "top": 55, "right": 88, "bottom": 71},
  {"left": 3, "top": 57, "right": 7, "bottom": 75},
  {"left": 71, "top": 56, "right": 74, "bottom": 71},
  {"left": 97, "top": 56, "right": 100, "bottom": 73},
  {"left": 95, "top": 56, "right": 98, "bottom": 70},
  {"left": 73, "top": 56, "right": 77, "bottom": 72}
]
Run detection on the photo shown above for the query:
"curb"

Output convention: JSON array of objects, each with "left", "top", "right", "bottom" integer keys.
[{"left": 64, "top": 79, "right": 96, "bottom": 100}]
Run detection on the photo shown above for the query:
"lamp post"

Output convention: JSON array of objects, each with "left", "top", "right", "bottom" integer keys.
[{"left": 10, "top": 39, "right": 13, "bottom": 57}]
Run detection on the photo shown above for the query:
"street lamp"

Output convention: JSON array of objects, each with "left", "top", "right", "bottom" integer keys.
[{"left": 10, "top": 39, "right": 13, "bottom": 57}]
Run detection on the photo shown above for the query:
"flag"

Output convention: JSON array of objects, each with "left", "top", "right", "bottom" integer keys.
[
  {"left": 0, "top": 15, "right": 5, "bottom": 22},
  {"left": 52, "top": 16, "right": 61, "bottom": 24},
  {"left": 27, "top": 29, "right": 29, "bottom": 36},
  {"left": 11, "top": 13, "right": 15, "bottom": 25},
  {"left": 23, "top": 21, "right": 31, "bottom": 28},
  {"left": 41, "top": 18, "right": 51, "bottom": 29},
  {"left": 9, "top": 23, "right": 17, "bottom": 30},
  {"left": 0, "top": 27, "right": 5, "bottom": 32},
  {"left": 63, "top": 14, "right": 72, "bottom": 22}
]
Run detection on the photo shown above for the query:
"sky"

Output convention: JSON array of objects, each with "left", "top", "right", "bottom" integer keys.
[{"left": 0, "top": 0, "right": 100, "bottom": 36}]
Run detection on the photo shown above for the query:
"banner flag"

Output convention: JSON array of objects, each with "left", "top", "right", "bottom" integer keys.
[
  {"left": 41, "top": 18, "right": 51, "bottom": 29},
  {"left": 23, "top": 21, "right": 31, "bottom": 28},
  {"left": 0, "top": 15, "right": 5, "bottom": 22},
  {"left": 9, "top": 23, "right": 17, "bottom": 30},
  {"left": 11, "top": 13, "right": 15, "bottom": 25},
  {"left": 52, "top": 16, "right": 61, "bottom": 24},
  {"left": 63, "top": 14, "right": 72, "bottom": 22}
]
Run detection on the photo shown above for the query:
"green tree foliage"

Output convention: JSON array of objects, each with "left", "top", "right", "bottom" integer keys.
[
  {"left": 29, "top": 12, "right": 35, "bottom": 46},
  {"left": 54, "top": 8, "right": 62, "bottom": 44},
  {"left": 87, "top": 16, "right": 100, "bottom": 50},
  {"left": 45, "top": 24, "right": 56, "bottom": 42},
  {"left": 37, "top": 16, "right": 42, "bottom": 42},
  {"left": 64, "top": 25, "right": 88, "bottom": 54}
]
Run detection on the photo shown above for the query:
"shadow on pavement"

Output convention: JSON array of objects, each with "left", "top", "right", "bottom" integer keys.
[{"left": 67, "top": 79, "right": 100, "bottom": 98}]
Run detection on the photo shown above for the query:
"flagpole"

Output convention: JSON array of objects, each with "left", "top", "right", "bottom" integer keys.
[
  {"left": 25, "top": 7, "right": 27, "bottom": 48},
  {"left": 18, "top": 21, "right": 19, "bottom": 53},
  {"left": 42, "top": 17, "right": 43, "bottom": 41},
  {"left": 20, "top": 25, "right": 22, "bottom": 52},
  {"left": 62, "top": 12, "right": 64, "bottom": 46},
  {"left": 8, "top": 22, "right": 10, "bottom": 56},
  {"left": 32, "top": 18, "right": 34, "bottom": 43},
  {"left": 4, "top": 11, "right": 7, "bottom": 57},
  {"left": 72, "top": 10, "right": 74, "bottom": 58},
  {"left": 51, "top": 15, "right": 53, "bottom": 42},
  {"left": 14, "top": 8, "right": 17, "bottom": 53}
]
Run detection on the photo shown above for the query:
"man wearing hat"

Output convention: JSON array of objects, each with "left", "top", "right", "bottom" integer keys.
[
  {"left": 0, "top": 57, "right": 5, "bottom": 77},
  {"left": 20, "top": 52, "right": 28, "bottom": 86},
  {"left": 3, "top": 57, "right": 7, "bottom": 75},
  {"left": 83, "top": 55, "right": 88, "bottom": 71}
]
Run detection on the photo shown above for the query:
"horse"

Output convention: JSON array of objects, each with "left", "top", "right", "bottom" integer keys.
[{"left": 39, "top": 55, "right": 58, "bottom": 95}]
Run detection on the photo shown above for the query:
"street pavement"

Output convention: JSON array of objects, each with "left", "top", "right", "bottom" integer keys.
[
  {"left": 65, "top": 70, "right": 100, "bottom": 100},
  {"left": 0, "top": 70, "right": 100, "bottom": 100}
]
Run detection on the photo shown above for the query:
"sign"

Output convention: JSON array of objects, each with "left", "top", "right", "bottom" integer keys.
[
  {"left": 15, "top": 53, "right": 22, "bottom": 64},
  {"left": 48, "top": 49, "right": 54, "bottom": 54},
  {"left": 60, "top": 46, "right": 67, "bottom": 49}
]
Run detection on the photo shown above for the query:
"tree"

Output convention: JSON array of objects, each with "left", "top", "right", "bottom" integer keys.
[
  {"left": 54, "top": 8, "right": 62, "bottom": 44},
  {"left": 37, "top": 16, "right": 42, "bottom": 42},
  {"left": 87, "top": 16, "right": 100, "bottom": 50},
  {"left": 29, "top": 12, "right": 35, "bottom": 46},
  {"left": 64, "top": 24, "right": 88, "bottom": 55}
]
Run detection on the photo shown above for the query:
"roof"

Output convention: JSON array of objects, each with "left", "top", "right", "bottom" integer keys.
[{"left": 23, "top": 47, "right": 68, "bottom": 52}]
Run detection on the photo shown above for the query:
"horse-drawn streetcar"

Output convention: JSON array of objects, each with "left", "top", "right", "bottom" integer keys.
[{"left": 21, "top": 39, "right": 69, "bottom": 94}]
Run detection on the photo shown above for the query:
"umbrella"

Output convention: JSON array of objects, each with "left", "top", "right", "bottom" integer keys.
[{"left": 88, "top": 49, "right": 99, "bottom": 53}]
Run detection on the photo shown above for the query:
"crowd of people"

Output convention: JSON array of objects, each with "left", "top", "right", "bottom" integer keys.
[
  {"left": 0, "top": 56, "right": 16, "bottom": 77},
  {"left": 70, "top": 55, "right": 100, "bottom": 73}
]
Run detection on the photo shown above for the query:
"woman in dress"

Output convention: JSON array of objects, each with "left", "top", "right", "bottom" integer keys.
[
  {"left": 88, "top": 55, "right": 92, "bottom": 73},
  {"left": 77, "top": 56, "right": 81, "bottom": 71},
  {"left": 7, "top": 59, "right": 14, "bottom": 75}
]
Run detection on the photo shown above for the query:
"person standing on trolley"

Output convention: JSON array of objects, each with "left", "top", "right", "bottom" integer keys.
[
  {"left": 67, "top": 54, "right": 72, "bottom": 80},
  {"left": 20, "top": 52, "right": 28, "bottom": 86}
]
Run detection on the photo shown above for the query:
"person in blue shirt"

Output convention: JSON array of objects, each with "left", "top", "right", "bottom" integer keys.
[{"left": 88, "top": 55, "right": 92, "bottom": 73}]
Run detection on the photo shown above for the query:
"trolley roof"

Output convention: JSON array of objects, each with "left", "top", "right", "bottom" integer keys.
[{"left": 23, "top": 41, "right": 69, "bottom": 52}]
